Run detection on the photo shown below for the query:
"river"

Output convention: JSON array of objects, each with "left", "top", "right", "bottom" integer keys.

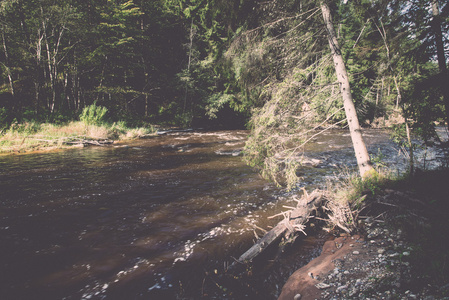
[{"left": 0, "top": 129, "right": 446, "bottom": 299}]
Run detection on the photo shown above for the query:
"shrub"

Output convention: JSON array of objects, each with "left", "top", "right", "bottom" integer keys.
[
  {"left": 80, "top": 103, "right": 108, "bottom": 125},
  {"left": 0, "top": 108, "right": 9, "bottom": 131}
]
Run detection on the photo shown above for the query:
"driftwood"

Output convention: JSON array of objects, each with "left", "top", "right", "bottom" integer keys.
[
  {"left": 63, "top": 139, "right": 114, "bottom": 146},
  {"left": 157, "top": 128, "right": 194, "bottom": 135},
  {"left": 230, "top": 189, "right": 324, "bottom": 269}
]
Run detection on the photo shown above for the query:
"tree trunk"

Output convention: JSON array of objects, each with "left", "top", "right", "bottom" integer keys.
[
  {"left": 1, "top": 30, "right": 15, "bottom": 96},
  {"left": 183, "top": 19, "right": 195, "bottom": 114},
  {"left": 34, "top": 29, "right": 44, "bottom": 116},
  {"left": 320, "top": 1, "right": 373, "bottom": 177},
  {"left": 145, "top": 94, "right": 149, "bottom": 117},
  {"left": 431, "top": 0, "right": 449, "bottom": 131}
]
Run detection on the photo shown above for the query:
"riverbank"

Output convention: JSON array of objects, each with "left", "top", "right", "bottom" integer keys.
[
  {"left": 279, "top": 169, "right": 449, "bottom": 299},
  {"left": 0, "top": 121, "right": 157, "bottom": 154}
]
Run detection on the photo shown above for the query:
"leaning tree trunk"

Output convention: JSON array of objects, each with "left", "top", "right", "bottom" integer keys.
[
  {"left": 431, "top": 0, "right": 449, "bottom": 131},
  {"left": 320, "top": 1, "right": 374, "bottom": 177}
]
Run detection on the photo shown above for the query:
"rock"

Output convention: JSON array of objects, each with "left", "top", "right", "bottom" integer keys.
[
  {"left": 336, "top": 285, "right": 348, "bottom": 293},
  {"left": 349, "top": 288, "right": 358, "bottom": 297},
  {"left": 439, "top": 283, "right": 449, "bottom": 292},
  {"left": 294, "top": 294, "right": 302, "bottom": 300},
  {"left": 302, "top": 157, "right": 322, "bottom": 167},
  {"left": 214, "top": 149, "right": 242, "bottom": 156},
  {"left": 333, "top": 259, "right": 344, "bottom": 268},
  {"left": 352, "top": 251, "right": 360, "bottom": 255},
  {"left": 378, "top": 248, "right": 385, "bottom": 254},
  {"left": 316, "top": 283, "right": 331, "bottom": 290}
]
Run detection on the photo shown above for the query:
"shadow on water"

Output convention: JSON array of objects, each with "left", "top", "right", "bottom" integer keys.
[{"left": 1, "top": 129, "right": 442, "bottom": 299}]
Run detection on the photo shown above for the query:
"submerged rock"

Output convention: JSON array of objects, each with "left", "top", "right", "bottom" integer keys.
[{"left": 214, "top": 149, "right": 242, "bottom": 156}]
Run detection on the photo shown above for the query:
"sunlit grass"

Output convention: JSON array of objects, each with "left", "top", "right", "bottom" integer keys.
[
  {"left": 0, "top": 121, "right": 156, "bottom": 154},
  {"left": 324, "top": 167, "right": 394, "bottom": 233}
]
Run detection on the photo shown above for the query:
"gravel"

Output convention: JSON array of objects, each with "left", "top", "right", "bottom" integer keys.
[{"left": 313, "top": 218, "right": 448, "bottom": 299}]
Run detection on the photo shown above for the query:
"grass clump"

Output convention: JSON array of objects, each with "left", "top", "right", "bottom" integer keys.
[
  {"left": 324, "top": 168, "right": 394, "bottom": 233},
  {"left": 0, "top": 105, "right": 156, "bottom": 154}
]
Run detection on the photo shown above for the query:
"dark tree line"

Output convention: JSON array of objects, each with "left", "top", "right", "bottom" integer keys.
[
  {"left": 1, "top": 0, "right": 448, "bottom": 132},
  {"left": 0, "top": 0, "right": 252, "bottom": 127}
]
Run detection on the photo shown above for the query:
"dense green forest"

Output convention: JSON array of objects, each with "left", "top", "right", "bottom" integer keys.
[{"left": 1, "top": 0, "right": 448, "bottom": 131}]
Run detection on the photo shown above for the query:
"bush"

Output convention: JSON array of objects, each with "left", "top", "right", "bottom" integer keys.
[
  {"left": 0, "top": 108, "right": 8, "bottom": 131},
  {"left": 8, "top": 121, "right": 41, "bottom": 135},
  {"left": 80, "top": 103, "right": 108, "bottom": 125}
]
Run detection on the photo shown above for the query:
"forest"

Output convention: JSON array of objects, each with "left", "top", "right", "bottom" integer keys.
[{"left": 1, "top": 0, "right": 448, "bottom": 135}]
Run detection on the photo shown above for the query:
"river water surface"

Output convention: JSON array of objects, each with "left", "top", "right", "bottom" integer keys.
[{"left": 0, "top": 129, "right": 445, "bottom": 299}]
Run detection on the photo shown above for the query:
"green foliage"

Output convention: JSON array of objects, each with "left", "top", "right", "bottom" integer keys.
[
  {"left": 79, "top": 103, "right": 108, "bottom": 126},
  {"left": 239, "top": 3, "right": 346, "bottom": 189},
  {"left": 370, "top": 148, "right": 387, "bottom": 169},
  {"left": 0, "top": 108, "right": 9, "bottom": 131},
  {"left": 6, "top": 121, "right": 41, "bottom": 135},
  {"left": 390, "top": 123, "right": 409, "bottom": 147},
  {"left": 205, "top": 93, "right": 235, "bottom": 119},
  {"left": 338, "top": 169, "right": 389, "bottom": 203},
  {"left": 0, "top": 0, "right": 447, "bottom": 132}
]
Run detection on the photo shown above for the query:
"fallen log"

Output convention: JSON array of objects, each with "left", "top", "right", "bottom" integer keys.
[
  {"left": 31, "top": 136, "right": 114, "bottom": 147},
  {"left": 63, "top": 139, "right": 114, "bottom": 146},
  {"left": 229, "top": 189, "right": 324, "bottom": 269}
]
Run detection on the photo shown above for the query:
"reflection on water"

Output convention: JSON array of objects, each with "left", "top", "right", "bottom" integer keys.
[{"left": 0, "top": 129, "right": 445, "bottom": 299}]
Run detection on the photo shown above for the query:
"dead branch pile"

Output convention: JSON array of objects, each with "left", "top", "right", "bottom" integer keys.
[
  {"left": 229, "top": 189, "right": 324, "bottom": 269},
  {"left": 323, "top": 194, "right": 366, "bottom": 234}
]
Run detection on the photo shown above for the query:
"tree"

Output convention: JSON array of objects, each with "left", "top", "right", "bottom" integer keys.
[
  {"left": 0, "top": 0, "right": 446, "bottom": 133},
  {"left": 431, "top": 0, "right": 449, "bottom": 131},
  {"left": 240, "top": 0, "right": 379, "bottom": 188},
  {"left": 320, "top": 1, "right": 374, "bottom": 177}
]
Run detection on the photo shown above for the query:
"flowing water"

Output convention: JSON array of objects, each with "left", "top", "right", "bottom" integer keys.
[{"left": 0, "top": 129, "right": 446, "bottom": 299}]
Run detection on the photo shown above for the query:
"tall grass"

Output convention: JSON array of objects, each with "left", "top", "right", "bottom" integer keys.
[
  {"left": 324, "top": 167, "right": 394, "bottom": 233},
  {"left": 0, "top": 120, "right": 156, "bottom": 154}
]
